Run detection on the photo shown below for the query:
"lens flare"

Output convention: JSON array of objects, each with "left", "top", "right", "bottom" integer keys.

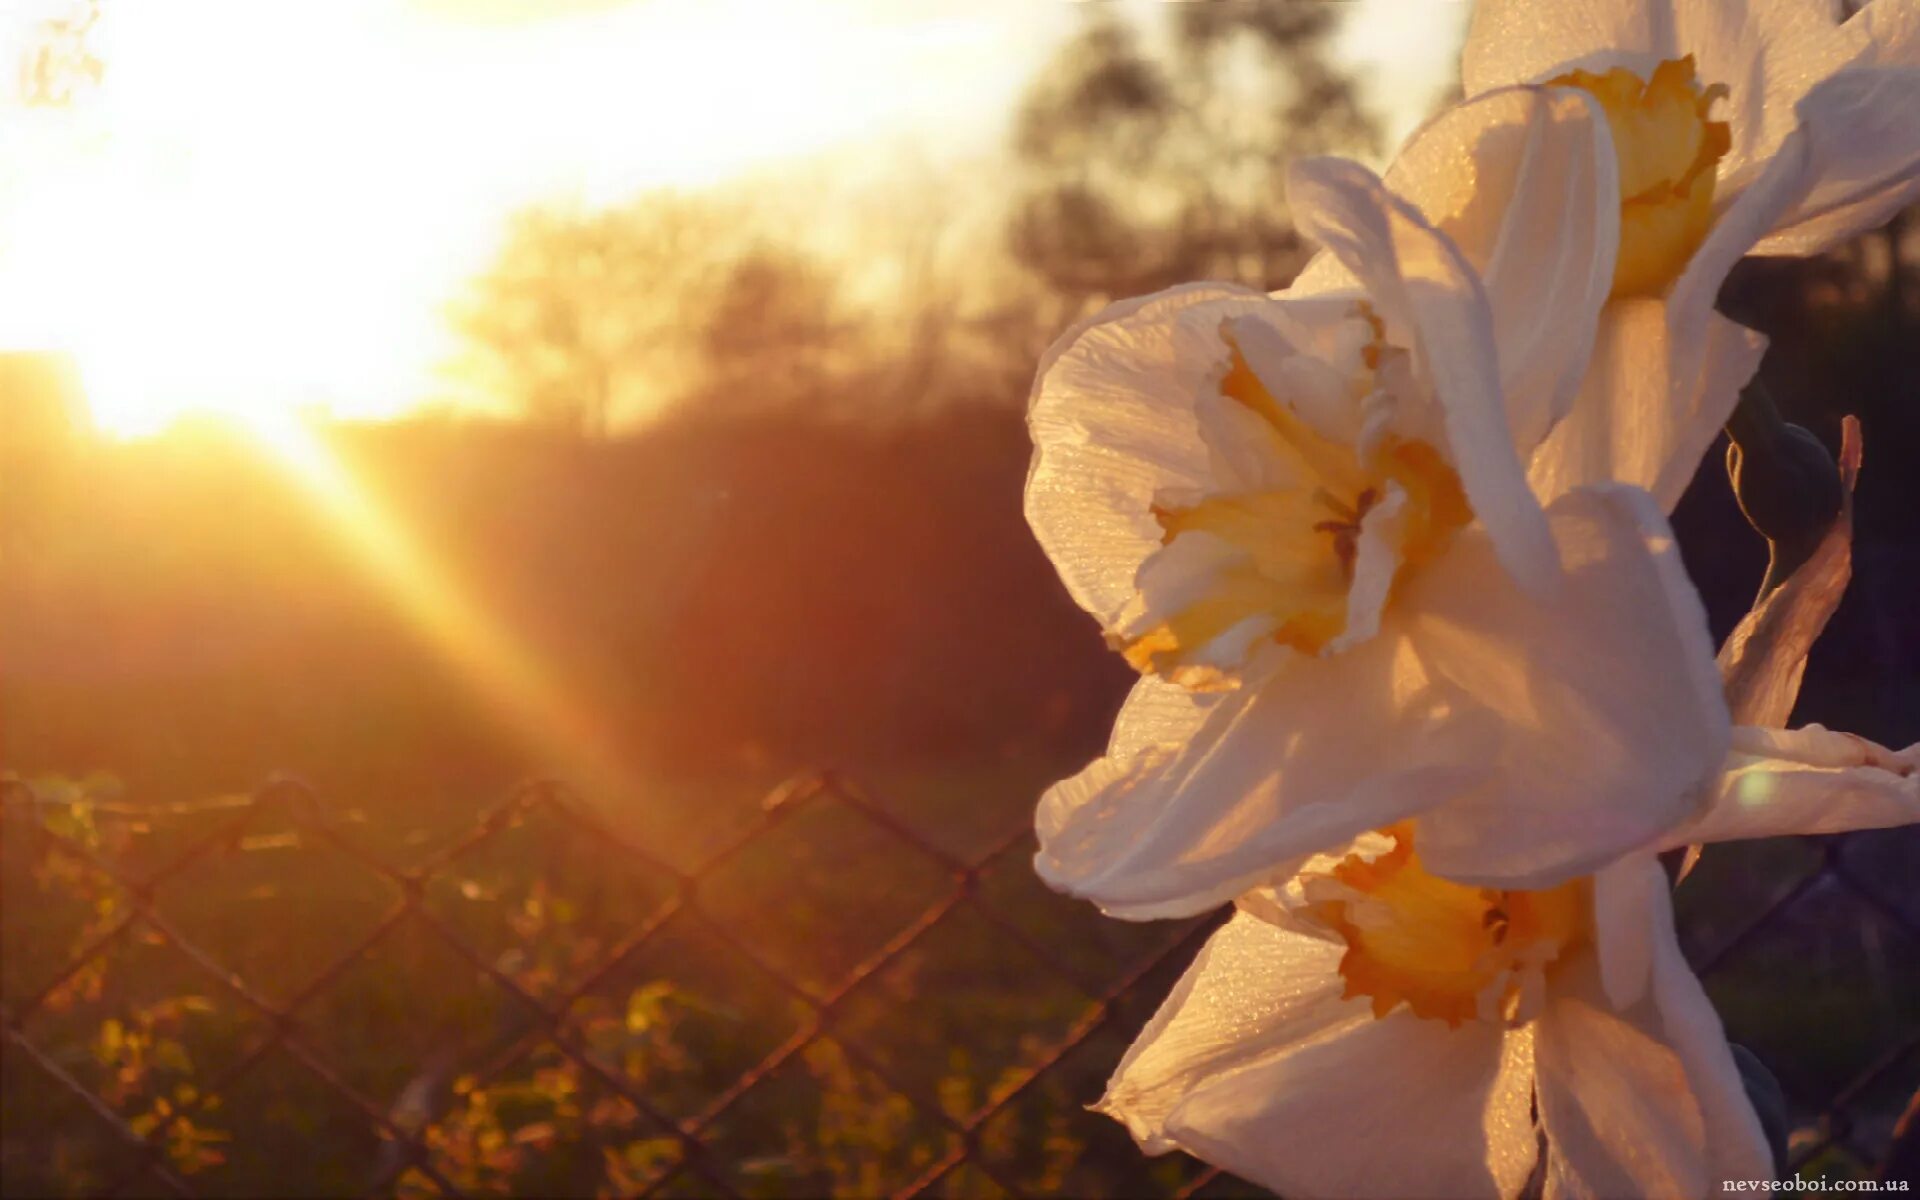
[{"left": 242, "top": 409, "right": 633, "bottom": 793}]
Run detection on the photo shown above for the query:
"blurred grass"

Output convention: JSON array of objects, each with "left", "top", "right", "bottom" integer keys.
[
  {"left": 7, "top": 764, "right": 1915, "bottom": 1197},
  {"left": 0, "top": 763, "right": 1243, "bottom": 1198}
]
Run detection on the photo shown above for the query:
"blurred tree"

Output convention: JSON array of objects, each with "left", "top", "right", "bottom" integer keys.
[
  {"left": 1008, "top": 2, "right": 1379, "bottom": 307},
  {"left": 454, "top": 196, "right": 717, "bottom": 436},
  {"left": 695, "top": 241, "right": 858, "bottom": 414},
  {"left": 454, "top": 197, "right": 862, "bottom": 433}
]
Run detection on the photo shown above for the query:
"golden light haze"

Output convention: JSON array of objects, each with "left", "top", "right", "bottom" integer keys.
[{"left": 0, "top": 0, "right": 1464, "bottom": 439}]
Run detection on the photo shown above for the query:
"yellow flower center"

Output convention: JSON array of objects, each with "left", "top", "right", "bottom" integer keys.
[
  {"left": 1553, "top": 55, "right": 1732, "bottom": 298},
  {"left": 1119, "top": 313, "right": 1470, "bottom": 679},
  {"left": 1312, "top": 823, "right": 1590, "bottom": 1028}
]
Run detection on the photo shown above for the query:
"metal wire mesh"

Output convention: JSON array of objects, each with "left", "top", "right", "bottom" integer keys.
[{"left": 2, "top": 771, "right": 1915, "bottom": 1198}]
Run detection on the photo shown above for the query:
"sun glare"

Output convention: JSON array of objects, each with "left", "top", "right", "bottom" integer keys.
[
  {"left": 1, "top": 0, "right": 1051, "bottom": 440},
  {"left": 243, "top": 408, "right": 640, "bottom": 793},
  {"left": 3, "top": 0, "right": 1452, "bottom": 440}
]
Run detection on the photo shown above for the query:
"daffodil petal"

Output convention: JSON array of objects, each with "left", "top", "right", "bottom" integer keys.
[
  {"left": 1534, "top": 954, "right": 1710, "bottom": 1200},
  {"left": 1116, "top": 529, "right": 1294, "bottom": 682},
  {"left": 1848, "top": 0, "right": 1920, "bottom": 68},
  {"left": 1697, "top": 0, "right": 1920, "bottom": 193},
  {"left": 1033, "top": 628, "right": 1490, "bottom": 921},
  {"left": 1301, "top": 85, "right": 1619, "bottom": 457},
  {"left": 1287, "top": 155, "right": 1560, "bottom": 595},
  {"left": 1461, "top": 0, "right": 1662, "bottom": 98},
  {"left": 1645, "top": 865, "right": 1776, "bottom": 1189},
  {"left": 1223, "top": 300, "right": 1371, "bottom": 450},
  {"left": 1666, "top": 123, "right": 1816, "bottom": 388},
  {"left": 1753, "top": 65, "right": 1920, "bottom": 256},
  {"left": 1324, "top": 483, "right": 1407, "bottom": 656},
  {"left": 1538, "top": 857, "right": 1773, "bottom": 1196},
  {"left": 1141, "top": 960, "right": 1538, "bottom": 1200},
  {"left": 1189, "top": 380, "right": 1318, "bottom": 494},
  {"left": 1025, "top": 282, "right": 1269, "bottom": 627},
  {"left": 1590, "top": 858, "right": 1659, "bottom": 1011},
  {"left": 1658, "top": 725, "right": 1920, "bottom": 849},
  {"left": 1106, "top": 671, "right": 1218, "bottom": 760},
  {"left": 1096, "top": 911, "right": 1354, "bottom": 1155},
  {"left": 1462, "top": 0, "right": 1863, "bottom": 185},
  {"left": 1403, "top": 483, "right": 1729, "bottom": 888},
  {"left": 1684, "top": 0, "right": 1867, "bottom": 187},
  {"left": 1526, "top": 302, "right": 1766, "bottom": 512}
]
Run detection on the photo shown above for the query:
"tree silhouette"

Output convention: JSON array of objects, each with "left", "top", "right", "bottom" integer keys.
[
  {"left": 1008, "top": 2, "right": 1379, "bottom": 306},
  {"left": 453, "top": 197, "right": 861, "bottom": 434},
  {"left": 453, "top": 197, "right": 722, "bottom": 436},
  {"left": 696, "top": 242, "right": 857, "bottom": 415}
]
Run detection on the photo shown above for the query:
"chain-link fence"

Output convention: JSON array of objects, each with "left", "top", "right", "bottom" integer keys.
[{"left": 2, "top": 771, "right": 1915, "bottom": 1198}]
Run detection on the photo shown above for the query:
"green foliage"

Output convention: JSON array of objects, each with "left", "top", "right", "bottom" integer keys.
[{"left": 0, "top": 774, "right": 1214, "bottom": 1197}]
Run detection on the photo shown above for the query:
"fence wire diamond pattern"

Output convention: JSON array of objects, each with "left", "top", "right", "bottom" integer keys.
[{"left": 2, "top": 772, "right": 1914, "bottom": 1197}]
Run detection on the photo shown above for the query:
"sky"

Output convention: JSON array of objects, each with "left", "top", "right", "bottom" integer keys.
[{"left": 0, "top": 0, "right": 1468, "bottom": 437}]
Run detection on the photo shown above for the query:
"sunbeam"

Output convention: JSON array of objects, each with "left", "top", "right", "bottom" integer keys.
[{"left": 243, "top": 410, "right": 634, "bottom": 794}]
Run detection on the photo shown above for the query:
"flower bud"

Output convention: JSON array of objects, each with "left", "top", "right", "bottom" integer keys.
[{"left": 1725, "top": 384, "right": 1844, "bottom": 597}]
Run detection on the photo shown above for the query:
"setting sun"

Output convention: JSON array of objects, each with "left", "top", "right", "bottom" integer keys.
[
  {"left": 0, "top": 0, "right": 1466, "bottom": 440},
  {"left": 0, "top": 0, "right": 1069, "bottom": 438}
]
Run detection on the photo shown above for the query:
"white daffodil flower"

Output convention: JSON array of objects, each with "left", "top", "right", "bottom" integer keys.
[
  {"left": 1099, "top": 536, "right": 1917, "bottom": 1200},
  {"left": 1098, "top": 421, "right": 1919, "bottom": 1200},
  {"left": 1357, "top": 0, "right": 1920, "bottom": 511},
  {"left": 1028, "top": 93, "right": 1736, "bottom": 918},
  {"left": 1094, "top": 732, "right": 1918, "bottom": 1200}
]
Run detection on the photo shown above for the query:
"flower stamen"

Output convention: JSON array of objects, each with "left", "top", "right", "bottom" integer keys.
[{"left": 1311, "top": 487, "right": 1379, "bottom": 579}]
